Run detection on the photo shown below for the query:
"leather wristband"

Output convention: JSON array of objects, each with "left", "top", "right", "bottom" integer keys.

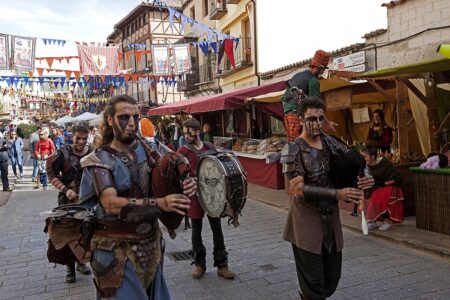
[
  {"left": 61, "top": 186, "right": 69, "bottom": 195},
  {"left": 303, "top": 185, "right": 338, "bottom": 201}
]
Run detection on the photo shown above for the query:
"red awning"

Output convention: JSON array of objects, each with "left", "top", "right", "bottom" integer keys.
[{"left": 148, "top": 81, "right": 287, "bottom": 116}]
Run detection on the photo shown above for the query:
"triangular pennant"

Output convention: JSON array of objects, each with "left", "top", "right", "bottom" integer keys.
[
  {"left": 73, "top": 71, "right": 81, "bottom": 82},
  {"left": 37, "top": 68, "right": 45, "bottom": 77},
  {"left": 135, "top": 51, "right": 142, "bottom": 65},
  {"left": 124, "top": 74, "right": 130, "bottom": 82},
  {"left": 28, "top": 71, "right": 33, "bottom": 77},
  {"left": 234, "top": 37, "right": 240, "bottom": 49},
  {"left": 119, "top": 77, "right": 125, "bottom": 87},
  {"left": 199, "top": 42, "right": 209, "bottom": 56},
  {"left": 54, "top": 81, "right": 59, "bottom": 88},
  {"left": 83, "top": 74, "right": 89, "bottom": 83},
  {"left": 64, "top": 70, "right": 72, "bottom": 80},
  {"left": 100, "top": 75, "right": 106, "bottom": 82},
  {"left": 78, "top": 81, "right": 84, "bottom": 88},
  {"left": 46, "top": 57, "right": 54, "bottom": 69},
  {"left": 210, "top": 42, "right": 218, "bottom": 54},
  {"left": 224, "top": 39, "right": 236, "bottom": 69},
  {"left": 65, "top": 57, "right": 70, "bottom": 64}
]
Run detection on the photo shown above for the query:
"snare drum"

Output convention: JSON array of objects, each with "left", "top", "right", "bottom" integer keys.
[{"left": 197, "top": 152, "right": 247, "bottom": 226}]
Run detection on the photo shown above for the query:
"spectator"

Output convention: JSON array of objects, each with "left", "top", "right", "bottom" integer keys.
[
  {"left": 361, "top": 144, "right": 404, "bottom": 231},
  {"left": 155, "top": 122, "right": 170, "bottom": 145},
  {"left": 168, "top": 118, "right": 182, "bottom": 150},
  {"left": 420, "top": 144, "right": 450, "bottom": 169},
  {"left": 16, "top": 127, "right": 25, "bottom": 139},
  {"left": 51, "top": 127, "right": 65, "bottom": 150},
  {"left": 34, "top": 127, "right": 56, "bottom": 190},
  {"left": 0, "top": 135, "right": 12, "bottom": 191},
  {"left": 366, "top": 109, "right": 394, "bottom": 153},
  {"left": 64, "top": 124, "right": 73, "bottom": 145},
  {"left": 200, "top": 122, "right": 213, "bottom": 142},
  {"left": 9, "top": 130, "right": 24, "bottom": 179},
  {"left": 28, "top": 126, "right": 41, "bottom": 183}
]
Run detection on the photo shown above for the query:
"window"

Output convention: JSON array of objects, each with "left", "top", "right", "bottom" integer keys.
[{"left": 203, "top": 0, "right": 208, "bottom": 17}]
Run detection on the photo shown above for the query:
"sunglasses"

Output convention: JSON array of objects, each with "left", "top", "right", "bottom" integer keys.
[{"left": 116, "top": 114, "right": 139, "bottom": 124}]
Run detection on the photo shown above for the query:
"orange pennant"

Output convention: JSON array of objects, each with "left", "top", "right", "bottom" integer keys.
[
  {"left": 64, "top": 70, "right": 72, "bottom": 80},
  {"left": 27, "top": 71, "right": 33, "bottom": 77},
  {"left": 135, "top": 51, "right": 142, "bottom": 63},
  {"left": 84, "top": 74, "right": 89, "bottom": 82},
  {"left": 100, "top": 75, "right": 106, "bottom": 82},
  {"left": 37, "top": 68, "right": 44, "bottom": 77},
  {"left": 46, "top": 57, "right": 54, "bottom": 69},
  {"left": 131, "top": 74, "right": 138, "bottom": 82},
  {"left": 65, "top": 57, "right": 71, "bottom": 64},
  {"left": 73, "top": 71, "right": 81, "bottom": 82},
  {"left": 123, "top": 74, "right": 130, "bottom": 82}
]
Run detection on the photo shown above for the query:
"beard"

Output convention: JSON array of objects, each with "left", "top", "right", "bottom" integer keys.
[
  {"left": 186, "top": 135, "right": 199, "bottom": 144},
  {"left": 113, "top": 122, "right": 136, "bottom": 145}
]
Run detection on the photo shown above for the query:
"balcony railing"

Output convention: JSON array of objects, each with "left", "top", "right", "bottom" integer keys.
[
  {"left": 177, "top": 63, "right": 216, "bottom": 92},
  {"left": 218, "top": 37, "right": 253, "bottom": 76},
  {"left": 226, "top": 0, "right": 241, "bottom": 4},
  {"left": 210, "top": 0, "right": 227, "bottom": 20}
]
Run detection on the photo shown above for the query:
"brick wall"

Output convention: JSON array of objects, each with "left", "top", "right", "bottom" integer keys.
[{"left": 368, "top": 0, "right": 450, "bottom": 69}]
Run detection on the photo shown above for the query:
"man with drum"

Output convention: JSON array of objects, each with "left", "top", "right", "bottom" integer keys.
[
  {"left": 78, "top": 95, "right": 196, "bottom": 299},
  {"left": 47, "top": 123, "right": 93, "bottom": 283},
  {"left": 281, "top": 97, "right": 364, "bottom": 300},
  {"left": 178, "top": 118, "right": 235, "bottom": 280}
]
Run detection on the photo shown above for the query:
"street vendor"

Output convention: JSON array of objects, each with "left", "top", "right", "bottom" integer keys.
[
  {"left": 366, "top": 109, "right": 394, "bottom": 153},
  {"left": 282, "top": 50, "right": 335, "bottom": 142}
]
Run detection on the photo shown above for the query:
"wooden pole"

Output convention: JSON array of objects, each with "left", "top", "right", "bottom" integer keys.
[
  {"left": 395, "top": 79, "right": 409, "bottom": 164},
  {"left": 424, "top": 77, "right": 440, "bottom": 152},
  {"left": 221, "top": 111, "right": 225, "bottom": 137}
]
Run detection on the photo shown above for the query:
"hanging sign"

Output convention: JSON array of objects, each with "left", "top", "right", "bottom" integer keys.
[
  {"left": 0, "top": 34, "right": 9, "bottom": 70},
  {"left": 173, "top": 44, "right": 191, "bottom": 74},
  {"left": 152, "top": 45, "right": 170, "bottom": 75},
  {"left": 11, "top": 35, "right": 36, "bottom": 72}
]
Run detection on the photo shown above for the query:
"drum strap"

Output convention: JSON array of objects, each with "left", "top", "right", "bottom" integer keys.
[{"left": 183, "top": 142, "right": 215, "bottom": 156}]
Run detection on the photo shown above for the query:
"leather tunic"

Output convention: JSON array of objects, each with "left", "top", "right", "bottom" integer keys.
[{"left": 282, "top": 135, "right": 350, "bottom": 255}]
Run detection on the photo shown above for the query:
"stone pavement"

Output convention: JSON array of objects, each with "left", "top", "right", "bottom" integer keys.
[{"left": 1, "top": 156, "right": 450, "bottom": 299}]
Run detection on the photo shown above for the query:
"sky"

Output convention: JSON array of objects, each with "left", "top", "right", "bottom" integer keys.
[{"left": 0, "top": 0, "right": 388, "bottom": 73}]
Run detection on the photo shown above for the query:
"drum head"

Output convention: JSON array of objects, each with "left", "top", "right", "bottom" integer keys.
[
  {"left": 197, "top": 156, "right": 227, "bottom": 218},
  {"left": 39, "top": 210, "right": 67, "bottom": 218}
]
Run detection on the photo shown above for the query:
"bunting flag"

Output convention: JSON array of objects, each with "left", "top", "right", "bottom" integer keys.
[
  {"left": 37, "top": 68, "right": 44, "bottom": 77},
  {"left": 217, "top": 41, "right": 225, "bottom": 66},
  {"left": 46, "top": 57, "right": 54, "bottom": 69},
  {"left": 210, "top": 42, "right": 218, "bottom": 54},
  {"left": 64, "top": 70, "right": 72, "bottom": 80},
  {"left": 198, "top": 42, "right": 209, "bottom": 56},
  {"left": 77, "top": 45, "right": 119, "bottom": 75},
  {"left": 73, "top": 71, "right": 81, "bottom": 82},
  {"left": 41, "top": 38, "right": 67, "bottom": 47},
  {"left": 224, "top": 39, "right": 236, "bottom": 69}
]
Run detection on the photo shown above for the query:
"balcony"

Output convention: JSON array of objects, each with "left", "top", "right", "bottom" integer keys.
[
  {"left": 177, "top": 73, "right": 198, "bottom": 92},
  {"left": 218, "top": 37, "right": 253, "bottom": 77},
  {"left": 177, "top": 63, "right": 216, "bottom": 92},
  {"left": 210, "top": 0, "right": 227, "bottom": 20},
  {"left": 226, "top": 0, "right": 241, "bottom": 4}
]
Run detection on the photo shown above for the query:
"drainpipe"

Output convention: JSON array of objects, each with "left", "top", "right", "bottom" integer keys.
[{"left": 249, "top": 0, "right": 260, "bottom": 86}]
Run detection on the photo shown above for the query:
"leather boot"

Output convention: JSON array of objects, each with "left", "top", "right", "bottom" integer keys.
[
  {"left": 66, "top": 263, "right": 76, "bottom": 283},
  {"left": 217, "top": 266, "right": 235, "bottom": 279},
  {"left": 76, "top": 263, "right": 91, "bottom": 275},
  {"left": 192, "top": 265, "right": 206, "bottom": 279}
]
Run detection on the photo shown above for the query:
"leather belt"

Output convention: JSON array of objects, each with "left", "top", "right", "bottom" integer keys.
[{"left": 96, "top": 220, "right": 157, "bottom": 239}]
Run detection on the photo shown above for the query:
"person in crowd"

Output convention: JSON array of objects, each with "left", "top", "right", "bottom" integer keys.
[
  {"left": 29, "top": 126, "right": 41, "bottom": 183},
  {"left": 178, "top": 118, "right": 236, "bottom": 280},
  {"left": 168, "top": 118, "right": 182, "bottom": 150},
  {"left": 16, "top": 127, "right": 25, "bottom": 139},
  {"left": 281, "top": 96, "right": 364, "bottom": 299},
  {"left": 46, "top": 124, "right": 92, "bottom": 283},
  {"left": 361, "top": 143, "right": 404, "bottom": 231},
  {"left": 9, "top": 130, "right": 24, "bottom": 179},
  {"left": 78, "top": 95, "right": 195, "bottom": 299},
  {"left": 366, "top": 109, "right": 394, "bottom": 154},
  {"left": 51, "top": 127, "right": 65, "bottom": 150},
  {"left": 156, "top": 122, "right": 170, "bottom": 145},
  {"left": 64, "top": 124, "right": 74, "bottom": 145},
  {"left": 281, "top": 50, "right": 336, "bottom": 142},
  {"left": 0, "top": 134, "right": 12, "bottom": 191},
  {"left": 200, "top": 122, "right": 213, "bottom": 143},
  {"left": 139, "top": 115, "right": 155, "bottom": 142},
  {"left": 34, "top": 127, "right": 55, "bottom": 190}
]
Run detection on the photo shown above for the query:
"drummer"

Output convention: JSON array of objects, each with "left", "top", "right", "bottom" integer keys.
[
  {"left": 46, "top": 124, "right": 93, "bottom": 283},
  {"left": 178, "top": 118, "right": 235, "bottom": 280}
]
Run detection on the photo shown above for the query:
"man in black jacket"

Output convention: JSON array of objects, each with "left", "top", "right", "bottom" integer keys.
[{"left": 0, "top": 136, "right": 12, "bottom": 191}]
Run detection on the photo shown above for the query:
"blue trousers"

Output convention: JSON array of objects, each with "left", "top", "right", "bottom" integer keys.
[
  {"left": 32, "top": 158, "right": 39, "bottom": 179},
  {"left": 40, "top": 173, "right": 48, "bottom": 187},
  {"left": 92, "top": 249, "right": 171, "bottom": 300},
  {"left": 10, "top": 155, "right": 23, "bottom": 177}
]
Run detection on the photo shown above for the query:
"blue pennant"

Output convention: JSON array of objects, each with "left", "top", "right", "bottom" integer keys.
[
  {"left": 210, "top": 42, "right": 218, "bottom": 54},
  {"left": 198, "top": 42, "right": 209, "bottom": 56},
  {"left": 168, "top": 7, "right": 175, "bottom": 30},
  {"left": 234, "top": 38, "right": 240, "bottom": 49}
]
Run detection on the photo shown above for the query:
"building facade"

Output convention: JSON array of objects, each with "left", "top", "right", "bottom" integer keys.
[
  {"left": 177, "top": 0, "right": 258, "bottom": 97},
  {"left": 107, "top": 1, "right": 185, "bottom": 107}
]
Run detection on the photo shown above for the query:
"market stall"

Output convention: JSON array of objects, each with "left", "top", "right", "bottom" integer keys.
[{"left": 148, "top": 81, "right": 289, "bottom": 189}]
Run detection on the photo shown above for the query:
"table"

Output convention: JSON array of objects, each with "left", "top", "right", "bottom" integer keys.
[
  {"left": 234, "top": 152, "right": 285, "bottom": 189},
  {"left": 410, "top": 167, "right": 450, "bottom": 235}
]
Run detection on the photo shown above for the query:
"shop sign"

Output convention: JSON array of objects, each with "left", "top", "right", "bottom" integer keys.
[{"left": 331, "top": 51, "right": 365, "bottom": 70}]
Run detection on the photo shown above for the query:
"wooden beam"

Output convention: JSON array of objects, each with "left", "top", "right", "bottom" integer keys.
[
  {"left": 396, "top": 80, "right": 409, "bottom": 164},
  {"left": 399, "top": 78, "right": 427, "bottom": 104},
  {"left": 424, "top": 79, "right": 440, "bottom": 152},
  {"left": 367, "top": 79, "right": 396, "bottom": 104}
]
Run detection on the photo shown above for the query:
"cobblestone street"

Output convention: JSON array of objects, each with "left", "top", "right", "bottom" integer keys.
[{"left": 1, "top": 162, "right": 450, "bottom": 299}]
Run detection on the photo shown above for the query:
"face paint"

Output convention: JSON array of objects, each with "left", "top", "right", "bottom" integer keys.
[
  {"left": 116, "top": 114, "right": 139, "bottom": 131},
  {"left": 183, "top": 128, "right": 199, "bottom": 144},
  {"left": 302, "top": 110, "right": 324, "bottom": 137}
]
